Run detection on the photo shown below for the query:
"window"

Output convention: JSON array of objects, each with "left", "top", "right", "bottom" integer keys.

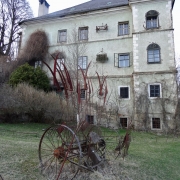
[
  {"left": 147, "top": 43, "right": 160, "bottom": 63},
  {"left": 58, "top": 30, "right": 67, "bottom": 42},
  {"left": 148, "top": 84, "right": 161, "bottom": 98},
  {"left": 79, "top": 27, "right": 88, "bottom": 40},
  {"left": 86, "top": 115, "right": 94, "bottom": 124},
  {"left": 120, "top": 118, "right": 128, "bottom": 128},
  {"left": 35, "top": 61, "right": 42, "bottom": 68},
  {"left": 119, "top": 86, "right": 129, "bottom": 99},
  {"left": 146, "top": 10, "right": 159, "bottom": 29},
  {"left": 118, "top": 22, "right": 129, "bottom": 36},
  {"left": 80, "top": 89, "right": 86, "bottom": 99},
  {"left": 78, "top": 56, "right": 87, "bottom": 69},
  {"left": 152, "top": 118, "right": 161, "bottom": 129},
  {"left": 118, "top": 54, "right": 130, "bottom": 67},
  {"left": 57, "top": 59, "right": 64, "bottom": 71}
]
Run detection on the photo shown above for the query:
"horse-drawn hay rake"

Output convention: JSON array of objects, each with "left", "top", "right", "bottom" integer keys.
[
  {"left": 38, "top": 123, "right": 131, "bottom": 179},
  {"left": 38, "top": 54, "right": 131, "bottom": 179}
]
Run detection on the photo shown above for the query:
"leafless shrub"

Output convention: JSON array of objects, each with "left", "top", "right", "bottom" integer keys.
[
  {"left": 19, "top": 30, "right": 49, "bottom": 63},
  {"left": 0, "top": 83, "right": 75, "bottom": 123},
  {"left": 0, "top": 30, "right": 49, "bottom": 84}
]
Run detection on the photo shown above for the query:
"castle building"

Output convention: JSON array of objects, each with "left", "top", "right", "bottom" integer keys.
[{"left": 20, "top": 0, "right": 177, "bottom": 131}]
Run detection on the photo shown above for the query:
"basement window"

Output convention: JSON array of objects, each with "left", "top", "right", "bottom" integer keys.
[
  {"left": 86, "top": 115, "right": 94, "bottom": 124},
  {"left": 120, "top": 118, "right": 128, "bottom": 128},
  {"left": 152, "top": 118, "right": 161, "bottom": 129}
]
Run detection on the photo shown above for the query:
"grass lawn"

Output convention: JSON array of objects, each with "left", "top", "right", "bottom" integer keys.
[{"left": 0, "top": 123, "right": 180, "bottom": 180}]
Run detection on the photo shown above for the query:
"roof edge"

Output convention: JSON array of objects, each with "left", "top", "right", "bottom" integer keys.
[{"left": 19, "top": 3, "right": 128, "bottom": 25}]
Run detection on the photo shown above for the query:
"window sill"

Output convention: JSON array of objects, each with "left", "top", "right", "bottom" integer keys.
[
  {"left": 118, "top": 66, "right": 130, "bottom": 68},
  {"left": 119, "top": 98, "right": 130, "bottom": 100},
  {"left": 78, "top": 39, "right": 88, "bottom": 42},
  {"left": 146, "top": 27, "right": 159, "bottom": 30},
  {"left": 151, "top": 127, "right": 162, "bottom": 130},
  {"left": 118, "top": 34, "right": 129, "bottom": 37},
  {"left": 147, "top": 62, "right": 161, "bottom": 64},
  {"left": 57, "top": 41, "right": 67, "bottom": 44},
  {"left": 149, "top": 97, "right": 161, "bottom": 99}
]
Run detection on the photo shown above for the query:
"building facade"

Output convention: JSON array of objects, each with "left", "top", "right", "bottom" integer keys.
[{"left": 20, "top": 0, "right": 177, "bottom": 131}]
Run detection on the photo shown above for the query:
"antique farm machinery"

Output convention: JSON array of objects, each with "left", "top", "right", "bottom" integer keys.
[{"left": 38, "top": 53, "right": 131, "bottom": 179}]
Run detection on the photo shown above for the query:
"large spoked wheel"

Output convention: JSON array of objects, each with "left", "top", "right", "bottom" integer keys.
[{"left": 39, "top": 125, "right": 82, "bottom": 180}]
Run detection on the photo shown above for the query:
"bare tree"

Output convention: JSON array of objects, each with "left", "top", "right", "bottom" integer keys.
[{"left": 0, "top": 0, "right": 33, "bottom": 57}]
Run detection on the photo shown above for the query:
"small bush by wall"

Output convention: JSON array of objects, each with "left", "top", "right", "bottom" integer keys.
[{"left": 9, "top": 63, "right": 50, "bottom": 91}]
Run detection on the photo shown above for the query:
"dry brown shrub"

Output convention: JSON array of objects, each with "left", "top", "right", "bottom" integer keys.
[
  {"left": 19, "top": 30, "right": 49, "bottom": 63},
  {"left": 0, "top": 83, "right": 75, "bottom": 123},
  {"left": 0, "top": 30, "right": 49, "bottom": 83}
]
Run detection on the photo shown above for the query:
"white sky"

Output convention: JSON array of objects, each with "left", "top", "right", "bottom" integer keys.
[{"left": 28, "top": 0, "right": 180, "bottom": 57}]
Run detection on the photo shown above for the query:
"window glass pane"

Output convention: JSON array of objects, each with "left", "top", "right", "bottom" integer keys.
[
  {"left": 78, "top": 56, "right": 87, "bottom": 69},
  {"left": 35, "top": 61, "right": 41, "bottom": 68},
  {"left": 118, "top": 22, "right": 129, "bottom": 35},
  {"left": 120, "top": 87, "right": 129, "bottom": 98},
  {"left": 80, "top": 89, "right": 86, "bottom": 99},
  {"left": 119, "top": 54, "right": 130, "bottom": 67},
  {"left": 79, "top": 28, "right": 88, "bottom": 40},
  {"left": 146, "top": 16, "right": 158, "bottom": 28},
  {"left": 152, "top": 118, "right": 160, "bottom": 129},
  {"left": 147, "top": 45, "right": 160, "bottom": 63},
  {"left": 125, "top": 60, "right": 129, "bottom": 67},
  {"left": 57, "top": 59, "right": 64, "bottom": 70},
  {"left": 150, "top": 85, "right": 160, "bottom": 97},
  {"left": 58, "top": 30, "right": 67, "bottom": 42}
]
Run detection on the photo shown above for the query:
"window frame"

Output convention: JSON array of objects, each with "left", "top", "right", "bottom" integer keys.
[
  {"left": 146, "top": 10, "right": 159, "bottom": 29},
  {"left": 151, "top": 117, "right": 161, "bottom": 130},
  {"left": 78, "top": 56, "right": 87, "bottom": 70},
  {"left": 147, "top": 43, "right": 161, "bottom": 64},
  {"left": 148, "top": 83, "right": 162, "bottom": 98},
  {"left": 118, "top": 86, "right": 130, "bottom": 99},
  {"left": 79, "top": 27, "right": 88, "bottom": 41},
  {"left": 118, "top": 53, "right": 130, "bottom": 68},
  {"left": 58, "top": 29, "right": 67, "bottom": 43},
  {"left": 118, "top": 22, "right": 129, "bottom": 36},
  {"left": 120, "top": 117, "right": 128, "bottom": 128}
]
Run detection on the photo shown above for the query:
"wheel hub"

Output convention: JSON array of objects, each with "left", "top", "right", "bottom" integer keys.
[{"left": 53, "top": 146, "right": 65, "bottom": 158}]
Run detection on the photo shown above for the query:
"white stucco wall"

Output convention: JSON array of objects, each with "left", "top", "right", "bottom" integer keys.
[{"left": 20, "top": 0, "right": 177, "bottom": 131}]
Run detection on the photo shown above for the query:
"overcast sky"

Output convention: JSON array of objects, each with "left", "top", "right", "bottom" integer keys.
[{"left": 28, "top": 0, "right": 180, "bottom": 57}]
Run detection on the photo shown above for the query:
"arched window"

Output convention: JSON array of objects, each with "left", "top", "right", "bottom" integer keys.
[
  {"left": 147, "top": 43, "right": 160, "bottom": 63},
  {"left": 146, "top": 10, "right": 159, "bottom": 29}
]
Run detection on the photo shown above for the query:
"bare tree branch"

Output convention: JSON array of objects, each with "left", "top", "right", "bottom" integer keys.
[{"left": 0, "top": 0, "right": 33, "bottom": 57}]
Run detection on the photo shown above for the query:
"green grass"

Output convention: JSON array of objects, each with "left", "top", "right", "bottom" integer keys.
[{"left": 0, "top": 123, "right": 180, "bottom": 180}]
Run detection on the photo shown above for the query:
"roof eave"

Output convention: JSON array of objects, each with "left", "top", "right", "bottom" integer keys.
[{"left": 19, "top": 3, "right": 128, "bottom": 26}]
